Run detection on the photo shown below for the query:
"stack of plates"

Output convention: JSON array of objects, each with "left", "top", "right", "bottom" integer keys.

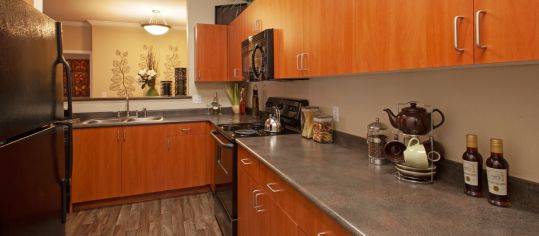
[{"left": 394, "top": 161, "right": 436, "bottom": 183}]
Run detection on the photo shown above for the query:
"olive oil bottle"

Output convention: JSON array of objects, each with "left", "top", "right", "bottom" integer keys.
[
  {"left": 462, "top": 134, "right": 483, "bottom": 197},
  {"left": 486, "top": 138, "right": 511, "bottom": 207}
]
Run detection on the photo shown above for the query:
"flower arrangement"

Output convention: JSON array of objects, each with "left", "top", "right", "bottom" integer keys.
[
  {"left": 137, "top": 68, "right": 157, "bottom": 89},
  {"left": 137, "top": 45, "right": 160, "bottom": 96}
]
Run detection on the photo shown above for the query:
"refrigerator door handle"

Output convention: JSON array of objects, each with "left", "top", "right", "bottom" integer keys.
[{"left": 54, "top": 22, "right": 73, "bottom": 119}]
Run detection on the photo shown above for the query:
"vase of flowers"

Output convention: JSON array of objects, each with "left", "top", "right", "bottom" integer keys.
[
  {"left": 137, "top": 69, "right": 159, "bottom": 96},
  {"left": 226, "top": 83, "right": 241, "bottom": 114}
]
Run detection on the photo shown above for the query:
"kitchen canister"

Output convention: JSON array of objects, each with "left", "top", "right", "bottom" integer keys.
[
  {"left": 312, "top": 115, "right": 334, "bottom": 143},
  {"left": 367, "top": 118, "right": 388, "bottom": 165},
  {"left": 301, "top": 106, "right": 319, "bottom": 139}
]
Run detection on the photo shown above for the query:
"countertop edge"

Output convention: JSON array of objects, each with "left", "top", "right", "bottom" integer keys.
[{"left": 236, "top": 139, "right": 366, "bottom": 236}]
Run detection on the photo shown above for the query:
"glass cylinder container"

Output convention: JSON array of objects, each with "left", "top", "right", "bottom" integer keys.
[
  {"left": 301, "top": 106, "right": 319, "bottom": 139},
  {"left": 367, "top": 118, "right": 388, "bottom": 165},
  {"left": 312, "top": 115, "right": 334, "bottom": 143}
]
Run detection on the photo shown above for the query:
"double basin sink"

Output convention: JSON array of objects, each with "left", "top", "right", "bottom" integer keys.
[{"left": 81, "top": 116, "right": 164, "bottom": 125}]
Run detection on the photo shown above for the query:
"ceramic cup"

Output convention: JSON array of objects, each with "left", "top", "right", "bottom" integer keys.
[{"left": 403, "top": 137, "right": 429, "bottom": 169}]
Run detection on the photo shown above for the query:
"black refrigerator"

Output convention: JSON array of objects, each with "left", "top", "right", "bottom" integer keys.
[{"left": 0, "top": 0, "right": 73, "bottom": 235}]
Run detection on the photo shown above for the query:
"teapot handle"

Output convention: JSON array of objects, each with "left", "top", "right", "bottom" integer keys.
[{"left": 432, "top": 109, "right": 445, "bottom": 129}]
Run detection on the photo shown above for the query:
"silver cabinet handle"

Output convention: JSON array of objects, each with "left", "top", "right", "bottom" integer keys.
[
  {"left": 254, "top": 192, "right": 265, "bottom": 212},
  {"left": 296, "top": 54, "right": 301, "bottom": 70},
  {"left": 233, "top": 68, "right": 238, "bottom": 78},
  {"left": 475, "top": 10, "right": 487, "bottom": 49},
  {"left": 167, "top": 138, "right": 170, "bottom": 151},
  {"left": 266, "top": 183, "right": 284, "bottom": 192},
  {"left": 240, "top": 158, "right": 252, "bottom": 165},
  {"left": 123, "top": 129, "right": 126, "bottom": 142},
  {"left": 317, "top": 232, "right": 328, "bottom": 236},
  {"left": 117, "top": 129, "right": 120, "bottom": 142},
  {"left": 300, "top": 53, "right": 309, "bottom": 71},
  {"left": 453, "top": 16, "right": 464, "bottom": 51},
  {"left": 252, "top": 190, "right": 262, "bottom": 208}
]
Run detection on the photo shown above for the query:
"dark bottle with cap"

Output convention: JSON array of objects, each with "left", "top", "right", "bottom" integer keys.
[
  {"left": 486, "top": 138, "right": 511, "bottom": 207},
  {"left": 462, "top": 134, "right": 483, "bottom": 197},
  {"left": 251, "top": 85, "right": 259, "bottom": 117}
]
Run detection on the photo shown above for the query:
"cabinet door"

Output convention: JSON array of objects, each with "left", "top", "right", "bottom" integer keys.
[
  {"left": 121, "top": 125, "right": 167, "bottom": 195},
  {"left": 302, "top": 0, "right": 354, "bottom": 77},
  {"left": 165, "top": 134, "right": 211, "bottom": 190},
  {"left": 238, "top": 168, "right": 255, "bottom": 236},
  {"left": 353, "top": 0, "right": 474, "bottom": 73},
  {"left": 264, "top": 196, "right": 299, "bottom": 236},
  {"left": 72, "top": 127, "right": 122, "bottom": 202},
  {"left": 228, "top": 19, "right": 243, "bottom": 81},
  {"left": 195, "top": 24, "right": 228, "bottom": 81},
  {"left": 271, "top": 0, "right": 304, "bottom": 79},
  {"left": 474, "top": 0, "right": 539, "bottom": 63}
]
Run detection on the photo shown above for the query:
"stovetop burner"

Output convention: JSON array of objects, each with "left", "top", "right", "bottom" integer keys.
[{"left": 217, "top": 122, "right": 297, "bottom": 140}]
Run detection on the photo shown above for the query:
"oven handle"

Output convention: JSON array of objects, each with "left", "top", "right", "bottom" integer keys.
[{"left": 210, "top": 131, "right": 234, "bottom": 149}]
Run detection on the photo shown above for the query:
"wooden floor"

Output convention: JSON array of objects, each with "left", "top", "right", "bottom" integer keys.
[{"left": 66, "top": 193, "right": 223, "bottom": 236}]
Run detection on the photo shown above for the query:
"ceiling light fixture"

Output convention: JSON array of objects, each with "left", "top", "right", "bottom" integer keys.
[{"left": 141, "top": 10, "right": 171, "bottom": 36}]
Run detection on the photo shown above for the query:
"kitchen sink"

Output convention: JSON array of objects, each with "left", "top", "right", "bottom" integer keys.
[
  {"left": 80, "top": 116, "right": 164, "bottom": 125},
  {"left": 125, "top": 116, "right": 164, "bottom": 122}
]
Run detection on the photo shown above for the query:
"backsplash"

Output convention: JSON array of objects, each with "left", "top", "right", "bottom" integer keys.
[{"left": 248, "top": 63, "right": 539, "bottom": 183}]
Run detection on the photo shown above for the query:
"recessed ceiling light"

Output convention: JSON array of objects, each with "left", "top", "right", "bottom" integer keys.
[{"left": 141, "top": 10, "right": 171, "bottom": 36}]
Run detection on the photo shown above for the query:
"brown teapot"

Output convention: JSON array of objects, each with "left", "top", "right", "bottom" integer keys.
[{"left": 383, "top": 102, "right": 445, "bottom": 135}]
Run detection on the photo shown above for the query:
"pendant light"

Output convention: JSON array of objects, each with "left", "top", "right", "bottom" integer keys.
[{"left": 142, "top": 10, "right": 171, "bottom": 36}]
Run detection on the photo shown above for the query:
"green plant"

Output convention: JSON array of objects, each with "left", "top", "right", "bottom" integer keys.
[{"left": 226, "top": 83, "right": 241, "bottom": 105}]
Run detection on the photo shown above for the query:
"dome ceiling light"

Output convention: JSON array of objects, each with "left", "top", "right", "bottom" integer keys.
[{"left": 141, "top": 10, "right": 171, "bottom": 36}]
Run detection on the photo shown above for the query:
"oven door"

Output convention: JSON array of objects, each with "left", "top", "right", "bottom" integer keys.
[{"left": 210, "top": 131, "right": 236, "bottom": 236}]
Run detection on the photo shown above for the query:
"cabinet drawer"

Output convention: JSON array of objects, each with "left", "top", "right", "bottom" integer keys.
[
  {"left": 261, "top": 164, "right": 297, "bottom": 220},
  {"left": 238, "top": 147, "right": 260, "bottom": 181},
  {"left": 166, "top": 122, "right": 208, "bottom": 136}
]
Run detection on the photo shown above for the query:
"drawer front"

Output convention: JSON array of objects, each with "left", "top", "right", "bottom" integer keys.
[
  {"left": 238, "top": 147, "right": 260, "bottom": 181},
  {"left": 262, "top": 164, "right": 297, "bottom": 220},
  {"left": 166, "top": 122, "right": 208, "bottom": 136}
]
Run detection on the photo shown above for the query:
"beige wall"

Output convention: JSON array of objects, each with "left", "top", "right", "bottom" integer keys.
[
  {"left": 91, "top": 25, "right": 187, "bottom": 98},
  {"left": 62, "top": 25, "right": 91, "bottom": 51},
  {"left": 252, "top": 64, "right": 539, "bottom": 183}
]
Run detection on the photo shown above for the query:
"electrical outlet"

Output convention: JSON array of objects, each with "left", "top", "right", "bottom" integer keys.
[
  {"left": 192, "top": 95, "right": 202, "bottom": 104},
  {"left": 332, "top": 106, "right": 340, "bottom": 122}
]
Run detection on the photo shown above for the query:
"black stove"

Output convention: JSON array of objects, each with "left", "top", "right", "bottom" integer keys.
[{"left": 217, "top": 122, "right": 298, "bottom": 141}]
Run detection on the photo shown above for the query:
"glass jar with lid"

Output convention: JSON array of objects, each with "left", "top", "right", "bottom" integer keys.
[
  {"left": 301, "top": 106, "right": 319, "bottom": 139},
  {"left": 312, "top": 115, "right": 334, "bottom": 143},
  {"left": 367, "top": 118, "right": 388, "bottom": 165}
]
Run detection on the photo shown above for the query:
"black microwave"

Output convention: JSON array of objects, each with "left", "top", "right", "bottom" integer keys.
[{"left": 242, "top": 29, "right": 274, "bottom": 81}]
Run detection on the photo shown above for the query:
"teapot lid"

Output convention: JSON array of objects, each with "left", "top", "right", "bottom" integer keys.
[
  {"left": 402, "top": 102, "right": 426, "bottom": 113},
  {"left": 367, "top": 118, "right": 387, "bottom": 130}
]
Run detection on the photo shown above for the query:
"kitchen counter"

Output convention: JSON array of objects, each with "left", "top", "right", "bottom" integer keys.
[
  {"left": 72, "top": 113, "right": 264, "bottom": 129},
  {"left": 236, "top": 134, "right": 539, "bottom": 236}
]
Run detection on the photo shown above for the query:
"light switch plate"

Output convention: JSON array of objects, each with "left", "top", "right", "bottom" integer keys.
[
  {"left": 192, "top": 95, "right": 202, "bottom": 104},
  {"left": 332, "top": 106, "right": 340, "bottom": 122}
]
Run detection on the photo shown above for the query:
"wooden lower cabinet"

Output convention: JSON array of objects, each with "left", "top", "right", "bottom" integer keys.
[
  {"left": 72, "top": 122, "right": 212, "bottom": 205},
  {"left": 238, "top": 146, "right": 350, "bottom": 236},
  {"left": 72, "top": 127, "right": 122, "bottom": 203}
]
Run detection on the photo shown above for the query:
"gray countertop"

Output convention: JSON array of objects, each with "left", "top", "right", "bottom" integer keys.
[
  {"left": 72, "top": 113, "right": 264, "bottom": 129},
  {"left": 236, "top": 134, "right": 539, "bottom": 236}
]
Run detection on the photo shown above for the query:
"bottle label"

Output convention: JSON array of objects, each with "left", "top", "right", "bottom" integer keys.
[
  {"left": 486, "top": 167, "right": 508, "bottom": 196},
  {"left": 463, "top": 160, "right": 479, "bottom": 186}
]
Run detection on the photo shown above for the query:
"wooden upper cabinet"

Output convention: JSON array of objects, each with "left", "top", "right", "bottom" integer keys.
[
  {"left": 195, "top": 23, "right": 228, "bottom": 82},
  {"left": 303, "top": 0, "right": 355, "bottom": 77},
  {"left": 228, "top": 19, "right": 244, "bottom": 81},
  {"left": 474, "top": 0, "right": 539, "bottom": 64},
  {"left": 72, "top": 127, "right": 122, "bottom": 203},
  {"left": 353, "top": 0, "right": 474, "bottom": 73},
  {"left": 121, "top": 125, "right": 167, "bottom": 196},
  {"left": 270, "top": 0, "right": 304, "bottom": 79}
]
